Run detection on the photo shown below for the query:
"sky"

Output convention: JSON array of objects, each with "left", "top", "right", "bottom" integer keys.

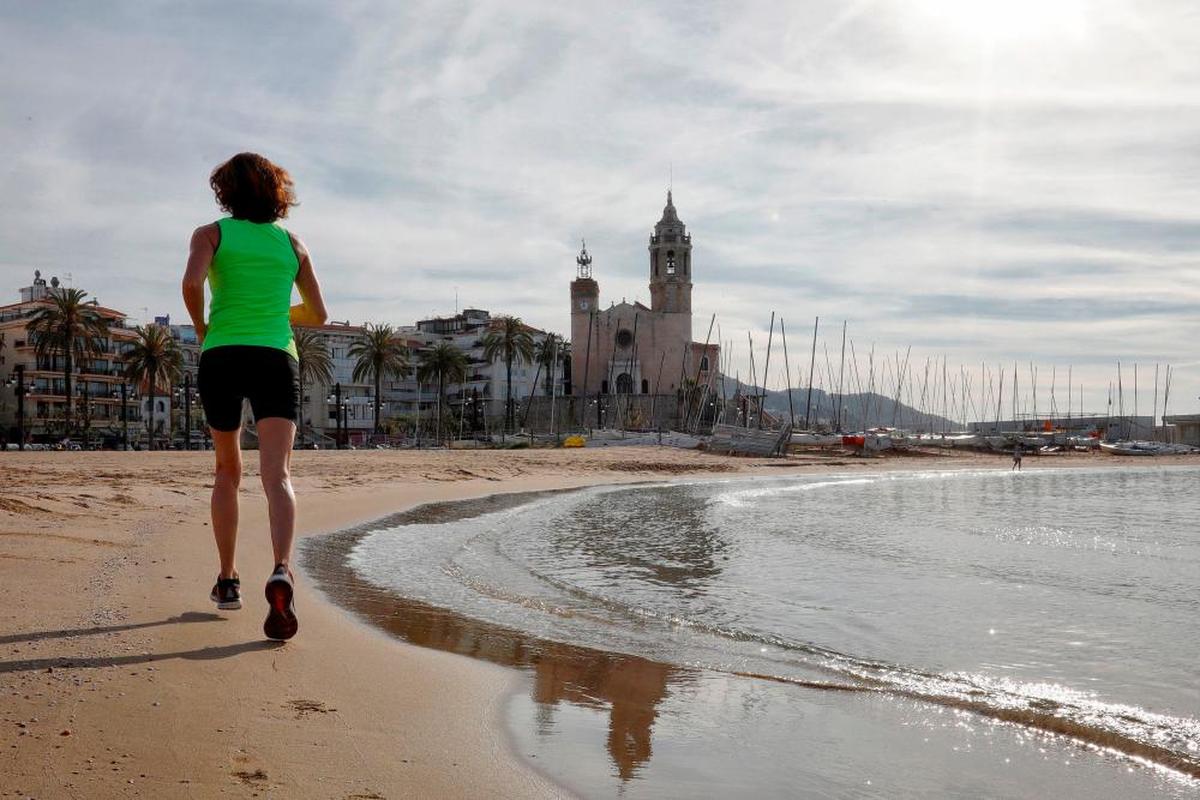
[{"left": 2, "top": 0, "right": 1199, "bottom": 419}]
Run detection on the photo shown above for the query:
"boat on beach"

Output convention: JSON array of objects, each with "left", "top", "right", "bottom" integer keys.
[{"left": 1099, "top": 440, "right": 1198, "bottom": 456}]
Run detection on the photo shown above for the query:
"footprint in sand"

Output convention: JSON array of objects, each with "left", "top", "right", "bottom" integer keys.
[
  {"left": 288, "top": 698, "right": 337, "bottom": 718},
  {"left": 232, "top": 768, "right": 269, "bottom": 786}
]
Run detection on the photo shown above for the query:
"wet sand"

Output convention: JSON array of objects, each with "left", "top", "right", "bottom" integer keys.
[{"left": 1, "top": 446, "right": 1193, "bottom": 797}]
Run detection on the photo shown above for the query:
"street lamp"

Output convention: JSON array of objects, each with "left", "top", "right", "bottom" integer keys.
[
  {"left": 172, "top": 373, "right": 196, "bottom": 450},
  {"left": 458, "top": 395, "right": 473, "bottom": 443},
  {"left": 112, "top": 384, "right": 130, "bottom": 451},
  {"left": 5, "top": 365, "right": 26, "bottom": 451},
  {"left": 76, "top": 381, "right": 92, "bottom": 449},
  {"left": 327, "top": 382, "right": 349, "bottom": 449}
]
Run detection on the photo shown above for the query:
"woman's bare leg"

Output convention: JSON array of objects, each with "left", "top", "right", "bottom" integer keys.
[
  {"left": 256, "top": 418, "right": 297, "bottom": 567},
  {"left": 210, "top": 428, "right": 243, "bottom": 579}
]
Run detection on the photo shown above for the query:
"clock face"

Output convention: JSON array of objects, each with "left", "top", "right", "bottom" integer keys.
[{"left": 579, "top": 300, "right": 590, "bottom": 310}]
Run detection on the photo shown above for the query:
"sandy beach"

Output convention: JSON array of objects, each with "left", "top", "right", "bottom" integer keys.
[{"left": 2, "top": 446, "right": 1195, "bottom": 798}]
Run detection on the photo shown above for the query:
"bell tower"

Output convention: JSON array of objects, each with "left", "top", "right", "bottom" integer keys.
[
  {"left": 570, "top": 241, "right": 599, "bottom": 396},
  {"left": 570, "top": 239, "right": 598, "bottom": 316},
  {"left": 648, "top": 191, "right": 692, "bottom": 314}
]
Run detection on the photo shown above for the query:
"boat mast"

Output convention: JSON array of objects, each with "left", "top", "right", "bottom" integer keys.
[
  {"left": 580, "top": 311, "right": 594, "bottom": 431},
  {"left": 919, "top": 357, "right": 932, "bottom": 434},
  {"left": 746, "top": 331, "right": 757, "bottom": 429},
  {"left": 804, "top": 316, "right": 819, "bottom": 430},
  {"left": 781, "top": 317, "right": 795, "bottom": 427},
  {"left": 1011, "top": 362, "right": 1018, "bottom": 432},
  {"left": 892, "top": 346, "right": 911, "bottom": 428},
  {"left": 690, "top": 314, "right": 717, "bottom": 433},
  {"left": 650, "top": 349, "right": 667, "bottom": 431},
  {"left": 1117, "top": 362, "right": 1124, "bottom": 438},
  {"left": 1163, "top": 365, "right": 1173, "bottom": 442},
  {"left": 836, "top": 321, "right": 847, "bottom": 432},
  {"left": 1049, "top": 365, "right": 1057, "bottom": 428},
  {"left": 849, "top": 340, "right": 865, "bottom": 431},
  {"left": 620, "top": 312, "right": 640, "bottom": 432},
  {"left": 759, "top": 313, "right": 775, "bottom": 431},
  {"left": 995, "top": 364, "right": 1004, "bottom": 433},
  {"left": 942, "top": 355, "right": 949, "bottom": 436},
  {"left": 1152, "top": 363, "right": 1159, "bottom": 441},
  {"left": 1067, "top": 365, "right": 1072, "bottom": 433},
  {"left": 1030, "top": 362, "right": 1037, "bottom": 430}
]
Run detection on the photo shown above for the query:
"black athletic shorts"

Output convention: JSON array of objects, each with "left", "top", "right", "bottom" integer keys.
[{"left": 198, "top": 345, "right": 300, "bottom": 432}]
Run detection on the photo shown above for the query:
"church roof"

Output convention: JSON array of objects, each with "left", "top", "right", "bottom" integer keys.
[
  {"left": 597, "top": 299, "right": 652, "bottom": 317},
  {"left": 657, "top": 190, "right": 681, "bottom": 227}
]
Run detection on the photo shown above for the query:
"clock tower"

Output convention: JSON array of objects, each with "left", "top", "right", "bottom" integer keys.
[{"left": 570, "top": 240, "right": 599, "bottom": 374}]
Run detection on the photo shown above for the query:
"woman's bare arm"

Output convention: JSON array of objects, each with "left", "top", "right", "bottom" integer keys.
[
  {"left": 182, "top": 224, "right": 218, "bottom": 342},
  {"left": 288, "top": 234, "right": 329, "bottom": 327}
]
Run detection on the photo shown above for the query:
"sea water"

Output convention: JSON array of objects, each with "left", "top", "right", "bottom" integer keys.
[{"left": 310, "top": 466, "right": 1200, "bottom": 798}]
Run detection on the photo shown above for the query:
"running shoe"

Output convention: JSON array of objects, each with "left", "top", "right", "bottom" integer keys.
[
  {"left": 210, "top": 575, "right": 242, "bottom": 610},
  {"left": 263, "top": 563, "right": 298, "bottom": 641}
]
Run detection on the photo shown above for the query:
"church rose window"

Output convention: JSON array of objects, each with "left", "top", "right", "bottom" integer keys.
[{"left": 616, "top": 329, "right": 633, "bottom": 348}]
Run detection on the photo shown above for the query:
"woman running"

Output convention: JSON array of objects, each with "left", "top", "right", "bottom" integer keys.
[{"left": 182, "top": 152, "right": 328, "bottom": 640}]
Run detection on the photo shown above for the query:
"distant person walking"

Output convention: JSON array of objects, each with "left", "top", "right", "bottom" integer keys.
[
  {"left": 1012, "top": 444, "right": 1023, "bottom": 471},
  {"left": 182, "top": 152, "right": 328, "bottom": 640}
]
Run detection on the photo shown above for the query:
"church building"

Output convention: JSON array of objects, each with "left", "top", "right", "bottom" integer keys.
[{"left": 570, "top": 192, "right": 719, "bottom": 401}]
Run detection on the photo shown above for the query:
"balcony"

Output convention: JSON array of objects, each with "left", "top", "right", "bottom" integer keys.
[{"left": 649, "top": 233, "right": 691, "bottom": 246}]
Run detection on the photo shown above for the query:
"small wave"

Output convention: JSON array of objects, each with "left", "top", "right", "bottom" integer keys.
[
  {"left": 453, "top": 537, "right": 1200, "bottom": 782},
  {"left": 344, "top": 470, "right": 1200, "bottom": 784},
  {"left": 710, "top": 476, "right": 880, "bottom": 507},
  {"left": 731, "top": 669, "right": 1200, "bottom": 781}
]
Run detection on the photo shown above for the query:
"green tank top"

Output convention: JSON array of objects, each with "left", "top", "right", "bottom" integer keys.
[{"left": 202, "top": 218, "right": 299, "bottom": 359}]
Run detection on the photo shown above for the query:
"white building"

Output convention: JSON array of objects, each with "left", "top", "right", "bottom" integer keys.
[
  {"left": 396, "top": 309, "right": 564, "bottom": 430},
  {"left": 295, "top": 321, "right": 378, "bottom": 444},
  {"left": 294, "top": 310, "right": 564, "bottom": 443}
]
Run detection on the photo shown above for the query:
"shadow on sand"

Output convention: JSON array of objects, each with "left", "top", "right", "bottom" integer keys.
[
  {"left": 0, "top": 610, "right": 227, "bottom": 645},
  {"left": 0, "top": 611, "right": 283, "bottom": 673}
]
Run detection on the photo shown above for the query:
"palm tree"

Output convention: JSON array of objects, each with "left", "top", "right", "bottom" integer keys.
[
  {"left": 293, "top": 327, "right": 334, "bottom": 444},
  {"left": 123, "top": 325, "right": 182, "bottom": 450},
  {"left": 25, "top": 287, "right": 110, "bottom": 438},
  {"left": 534, "top": 334, "right": 565, "bottom": 396},
  {"left": 417, "top": 342, "right": 469, "bottom": 445},
  {"left": 349, "top": 323, "right": 409, "bottom": 435},
  {"left": 519, "top": 334, "right": 566, "bottom": 430},
  {"left": 482, "top": 315, "right": 535, "bottom": 433}
]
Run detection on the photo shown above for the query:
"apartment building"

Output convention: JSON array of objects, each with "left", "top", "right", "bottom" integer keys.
[{"left": 0, "top": 271, "right": 145, "bottom": 446}]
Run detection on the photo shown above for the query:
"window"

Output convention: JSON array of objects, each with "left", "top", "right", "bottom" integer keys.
[
  {"left": 616, "top": 373, "right": 633, "bottom": 394},
  {"left": 641, "top": 378, "right": 649, "bottom": 394},
  {"left": 615, "top": 329, "right": 633, "bottom": 348},
  {"left": 666, "top": 250, "right": 676, "bottom": 275},
  {"left": 700, "top": 356, "right": 710, "bottom": 372}
]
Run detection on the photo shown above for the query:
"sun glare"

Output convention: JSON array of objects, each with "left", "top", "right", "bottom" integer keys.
[{"left": 910, "top": 0, "right": 1087, "bottom": 45}]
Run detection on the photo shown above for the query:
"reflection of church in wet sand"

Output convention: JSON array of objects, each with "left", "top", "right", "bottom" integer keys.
[
  {"left": 532, "top": 651, "right": 673, "bottom": 781},
  {"left": 335, "top": 558, "right": 676, "bottom": 782},
  {"left": 570, "top": 193, "right": 719, "bottom": 403}
]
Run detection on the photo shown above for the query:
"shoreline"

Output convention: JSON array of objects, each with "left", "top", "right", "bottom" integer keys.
[
  {"left": 0, "top": 447, "right": 788, "bottom": 798},
  {"left": 2, "top": 447, "right": 1197, "bottom": 797},
  {"left": 304, "top": 461, "right": 1200, "bottom": 794}
]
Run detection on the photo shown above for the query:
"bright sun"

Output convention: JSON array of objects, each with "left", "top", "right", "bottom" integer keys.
[{"left": 910, "top": 0, "right": 1087, "bottom": 45}]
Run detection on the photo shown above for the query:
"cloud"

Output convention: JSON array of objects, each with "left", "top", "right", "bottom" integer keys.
[{"left": 1, "top": 0, "right": 1198, "bottom": 415}]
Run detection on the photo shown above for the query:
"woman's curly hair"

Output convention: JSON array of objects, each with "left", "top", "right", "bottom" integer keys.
[{"left": 209, "top": 152, "right": 297, "bottom": 223}]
